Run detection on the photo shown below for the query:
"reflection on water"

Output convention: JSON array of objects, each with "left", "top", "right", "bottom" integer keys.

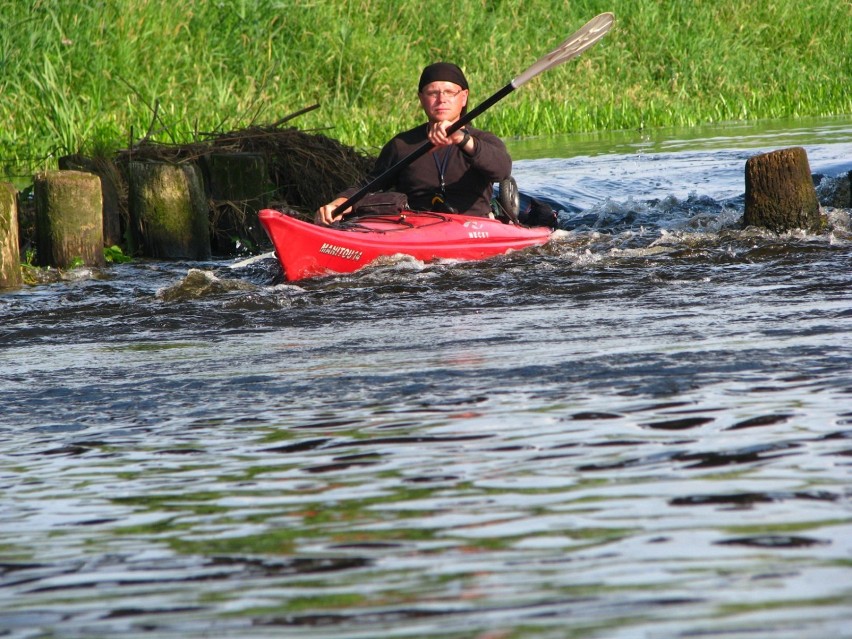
[{"left": 1, "top": 119, "right": 851, "bottom": 639}]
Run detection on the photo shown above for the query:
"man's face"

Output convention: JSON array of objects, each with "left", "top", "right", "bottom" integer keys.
[{"left": 419, "top": 81, "right": 468, "bottom": 123}]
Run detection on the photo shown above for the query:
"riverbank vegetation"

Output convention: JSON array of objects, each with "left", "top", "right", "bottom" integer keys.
[{"left": 2, "top": 0, "right": 849, "bottom": 180}]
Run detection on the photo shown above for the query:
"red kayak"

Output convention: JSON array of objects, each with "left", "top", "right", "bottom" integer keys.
[{"left": 258, "top": 208, "right": 553, "bottom": 281}]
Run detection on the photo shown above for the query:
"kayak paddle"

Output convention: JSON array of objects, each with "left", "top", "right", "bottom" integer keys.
[{"left": 333, "top": 11, "right": 615, "bottom": 219}]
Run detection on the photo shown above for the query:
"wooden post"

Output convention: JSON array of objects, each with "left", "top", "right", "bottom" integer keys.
[
  {"left": 202, "top": 152, "right": 273, "bottom": 253},
  {"left": 1, "top": 182, "right": 22, "bottom": 289},
  {"left": 59, "top": 154, "right": 124, "bottom": 248},
  {"left": 744, "top": 147, "right": 823, "bottom": 233},
  {"left": 128, "top": 161, "right": 211, "bottom": 260},
  {"left": 34, "top": 170, "right": 104, "bottom": 268}
]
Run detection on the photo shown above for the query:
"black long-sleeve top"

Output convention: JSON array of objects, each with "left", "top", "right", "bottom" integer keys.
[{"left": 342, "top": 123, "right": 512, "bottom": 217}]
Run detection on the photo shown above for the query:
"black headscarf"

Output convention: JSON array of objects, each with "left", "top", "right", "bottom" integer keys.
[{"left": 418, "top": 62, "right": 469, "bottom": 92}]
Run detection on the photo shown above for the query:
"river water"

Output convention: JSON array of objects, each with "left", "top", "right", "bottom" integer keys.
[{"left": 1, "top": 117, "right": 851, "bottom": 639}]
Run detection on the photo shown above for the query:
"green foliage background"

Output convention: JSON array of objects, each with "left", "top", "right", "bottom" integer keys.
[{"left": 1, "top": 0, "right": 849, "bottom": 178}]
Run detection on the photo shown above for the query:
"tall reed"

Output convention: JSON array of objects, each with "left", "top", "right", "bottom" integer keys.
[{"left": 1, "top": 0, "right": 849, "bottom": 178}]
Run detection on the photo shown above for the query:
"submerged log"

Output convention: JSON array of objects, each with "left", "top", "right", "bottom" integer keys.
[
  {"left": 34, "top": 170, "right": 104, "bottom": 268},
  {"left": 128, "top": 161, "right": 211, "bottom": 260},
  {"left": 0, "top": 182, "right": 22, "bottom": 288},
  {"left": 744, "top": 147, "right": 823, "bottom": 233}
]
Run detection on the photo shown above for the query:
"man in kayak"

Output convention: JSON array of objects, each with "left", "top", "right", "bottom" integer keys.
[{"left": 315, "top": 62, "right": 512, "bottom": 225}]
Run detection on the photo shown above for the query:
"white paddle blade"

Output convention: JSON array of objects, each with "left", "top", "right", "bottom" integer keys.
[{"left": 512, "top": 12, "right": 614, "bottom": 89}]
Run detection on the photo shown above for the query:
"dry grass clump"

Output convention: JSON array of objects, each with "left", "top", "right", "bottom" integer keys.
[{"left": 116, "top": 107, "right": 375, "bottom": 215}]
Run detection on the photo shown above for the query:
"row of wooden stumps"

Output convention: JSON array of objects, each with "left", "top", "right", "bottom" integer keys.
[
  {"left": 1, "top": 153, "right": 274, "bottom": 288},
  {"left": 0, "top": 145, "right": 846, "bottom": 289},
  {"left": 1, "top": 163, "right": 211, "bottom": 272}
]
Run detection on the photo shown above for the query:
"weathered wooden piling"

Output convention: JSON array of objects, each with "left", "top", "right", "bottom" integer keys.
[
  {"left": 34, "top": 170, "right": 104, "bottom": 268},
  {"left": 744, "top": 146, "right": 823, "bottom": 233},
  {"left": 128, "top": 161, "right": 211, "bottom": 260},
  {"left": 1, "top": 182, "right": 22, "bottom": 289},
  {"left": 202, "top": 152, "right": 273, "bottom": 252},
  {"left": 59, "top": 154, "right": 124, "bottom": 247}
]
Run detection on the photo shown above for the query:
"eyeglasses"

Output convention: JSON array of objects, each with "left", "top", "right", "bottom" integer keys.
[{"left": 421, "top": 88, "right": 465, "bottom": 100}]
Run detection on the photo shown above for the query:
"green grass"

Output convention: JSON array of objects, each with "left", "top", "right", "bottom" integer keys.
[{"left": 1, "top": 0, "right": 849, "bottom": 179}]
